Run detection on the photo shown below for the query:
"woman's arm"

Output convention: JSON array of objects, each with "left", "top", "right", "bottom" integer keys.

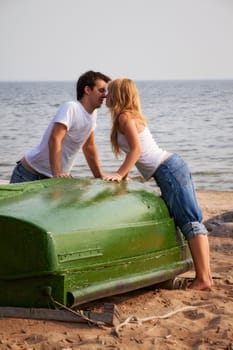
[{"left": 104, "top": 113, "right": 142, "bottom": 182}]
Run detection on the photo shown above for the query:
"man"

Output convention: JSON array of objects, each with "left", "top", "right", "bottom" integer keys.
[{"left": 10, "top": 70, "right": 111, "bottom": 183}]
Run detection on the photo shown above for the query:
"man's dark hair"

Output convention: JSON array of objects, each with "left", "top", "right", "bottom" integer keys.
[{"left": 76, "top": 70, "right": 111, "bottom": 100}]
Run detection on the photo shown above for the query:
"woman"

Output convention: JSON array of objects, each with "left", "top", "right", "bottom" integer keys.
[{"left": 104, "top": 78, "right": 212, "bottom": 291}]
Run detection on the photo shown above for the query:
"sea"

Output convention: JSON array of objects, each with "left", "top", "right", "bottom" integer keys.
[{"left": 0, "top": 80, "right": 232, "bottom": 191}]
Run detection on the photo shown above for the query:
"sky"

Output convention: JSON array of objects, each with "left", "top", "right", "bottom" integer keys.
[{"left": 0, "top": 0, "right": 233, "bottom": 81}]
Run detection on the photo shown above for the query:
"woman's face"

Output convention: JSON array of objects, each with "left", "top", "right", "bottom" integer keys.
[{"left": 105, "top": 90, "right": 111, "bottom": 108}]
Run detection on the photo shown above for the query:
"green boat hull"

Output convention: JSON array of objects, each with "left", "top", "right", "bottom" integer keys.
[{"left": 0, "top": 179, "right": 192, "bottom": 308}]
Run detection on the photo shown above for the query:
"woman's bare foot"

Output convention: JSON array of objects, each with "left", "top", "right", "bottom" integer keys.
[
  {"left": 188, "top": 278, "right": 213, "bottom": 291},
  {"left": 188, "top": 234, "right": 212, "bottom": 291}
]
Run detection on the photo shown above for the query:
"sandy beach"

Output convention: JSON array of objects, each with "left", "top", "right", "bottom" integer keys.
[{"left": 0, "top": 191, "right": 233, "bottom": 350}]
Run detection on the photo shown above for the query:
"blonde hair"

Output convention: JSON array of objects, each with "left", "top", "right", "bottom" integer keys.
[{"left": 107, "top": 79, "right": 147, "bottom": 156}]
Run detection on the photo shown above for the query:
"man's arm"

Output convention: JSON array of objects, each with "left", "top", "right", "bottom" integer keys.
[
  {"left": 48, "top": 122, "right": 72, "bottom": 178},
  {"left": 82, "top": 131, "right": 104, "bottom": 178}
]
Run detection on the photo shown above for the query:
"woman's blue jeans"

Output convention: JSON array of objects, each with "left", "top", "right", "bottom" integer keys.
[{"left": 153, "top": 153, "right": 208, "bottom": 241}]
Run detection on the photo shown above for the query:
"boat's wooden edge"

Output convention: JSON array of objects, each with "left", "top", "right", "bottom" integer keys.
[{"left": 0, "top": 303, "right": 121, "bottom": 326}]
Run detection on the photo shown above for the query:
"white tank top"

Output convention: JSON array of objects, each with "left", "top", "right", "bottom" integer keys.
[
  {"left": 25, "top": 101, "right": 97, "bottom": 177},
  {"left": 117, "top": 127, "right": 166, "bottom": 180}
]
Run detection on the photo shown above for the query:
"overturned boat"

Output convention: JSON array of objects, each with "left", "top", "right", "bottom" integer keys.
[{"left": 0, "top": 178, "right": 192, "bottom": 308}]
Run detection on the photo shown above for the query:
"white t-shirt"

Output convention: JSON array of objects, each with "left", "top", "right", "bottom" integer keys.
[
  {"left": 117, "top": 127, "right": 166, "bottom": 180},
  {"left": 25, "top": 101, "right": 97, "bottom": 177}
]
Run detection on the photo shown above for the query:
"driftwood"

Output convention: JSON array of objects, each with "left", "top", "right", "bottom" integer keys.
[
  {"left": 113, "top": 303, "right": 213, "bottom": 337},
  {"left": 0, "top": 303, "right": 121, "bottom": 327}
]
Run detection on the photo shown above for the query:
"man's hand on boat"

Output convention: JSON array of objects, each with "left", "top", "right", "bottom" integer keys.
[
  {"left": 103, "top": 173, "right": 130, "bottom": 182},
  {"left": 53, "top": 173, "right": 74, "bottom": 178}
]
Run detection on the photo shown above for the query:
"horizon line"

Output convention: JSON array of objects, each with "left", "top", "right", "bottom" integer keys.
[{"left": 1, "top": 78, "right": 233, "bottom": 83}]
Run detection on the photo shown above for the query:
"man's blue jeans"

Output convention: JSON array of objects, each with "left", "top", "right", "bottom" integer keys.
[{"left": 10, "top": 161, "right": 49, "bottom": 183}]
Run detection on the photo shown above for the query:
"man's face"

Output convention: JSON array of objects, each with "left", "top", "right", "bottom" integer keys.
[{"left": 89, "top": 79, "right": 108, "bottom": 109}]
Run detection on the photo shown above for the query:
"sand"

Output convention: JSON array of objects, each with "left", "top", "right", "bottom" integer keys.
[{"left": 0, "top": 191, "right": 233, "bottom": 350}]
